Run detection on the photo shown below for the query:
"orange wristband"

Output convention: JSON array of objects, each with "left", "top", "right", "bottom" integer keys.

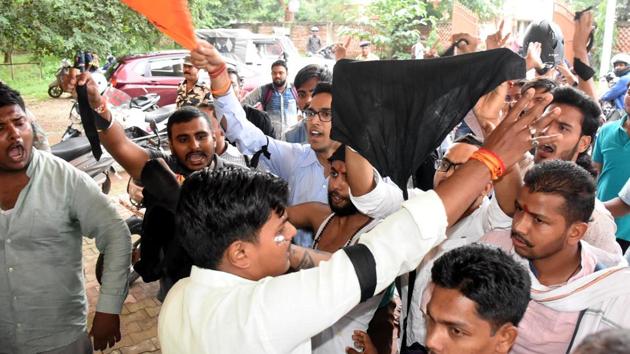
[
  {"left": 470, "top": 148, "right": 505, "bottom": 180},
  {"left": 211, "top": 79, "right": 232, "bottom": 97},
  {"left": 478, "top": 148, "right": 506, "bottom": 173},
  {"left": 209, "top": 63, "right": 227, "bottom": 79}
]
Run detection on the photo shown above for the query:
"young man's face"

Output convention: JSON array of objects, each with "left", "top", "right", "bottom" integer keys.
[
  {"left": 534, "top": 103, "right": 589, "bottom": 163},
  {"left": 168, "top": 117, "right": 215, "bottom": 171},
  {"left": 248, "top": 211, "right": 296, "bottom": 278},
  {"left": 229, "top": 73, "right": 242, "bottom": 99},
  {"left": 305, "top": 92, "right": 336, "bottom": 153},
  {"left": 425, "top": 286, "right": 513, "bottom": 354},
  {"left": 0, "top": 104, "right": 33, "bottom": 172},
  {"left": 511, "top": 187, "right": 577, "bottom": 260},
  {"left": 271, "top": 65, "right": 287, "bottom": 88},
  {"left": 327, "top": 160, "right": 358, "bottom": 216},
  {"left": 296, "top": 77, "right": 319, "bottom": 111}
]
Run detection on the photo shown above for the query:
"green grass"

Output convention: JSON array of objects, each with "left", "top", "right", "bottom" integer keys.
[{"left": 0, "top": 54, "right": 62, "bottom": 101}]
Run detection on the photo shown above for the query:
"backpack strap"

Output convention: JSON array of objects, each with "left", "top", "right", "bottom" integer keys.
[{"left": 262, "top": 83, "right": 274, "bottom": 110}]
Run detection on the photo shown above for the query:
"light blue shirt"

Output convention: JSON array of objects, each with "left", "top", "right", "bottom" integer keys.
[
  {"left": 215, "top": 89, "right": 327, "bottom": 247},
  {"left": 0, "top": 149, "right": 131, "bottom": 353}
]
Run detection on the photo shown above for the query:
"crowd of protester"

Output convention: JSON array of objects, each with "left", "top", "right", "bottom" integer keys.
[{"left": 3, "top": 8, "right": 630, "bottom": 354}]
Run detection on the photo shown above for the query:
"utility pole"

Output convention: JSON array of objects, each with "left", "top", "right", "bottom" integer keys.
[{"left": 600, "top": 0, "right": 617, "bottom": 75}]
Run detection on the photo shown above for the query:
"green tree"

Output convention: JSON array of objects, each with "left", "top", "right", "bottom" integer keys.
[
  {"left": 294, "top": 0, "right": 359, "bottom": 23},
  {"left": 0, "top": 0, "right": 162, "bottom": 63},
  {"left": 428, "top": 0, "right": 503, "bottom": 22},
  {"left": 340, "top": 0, "right": 435, "bottom": 59}
]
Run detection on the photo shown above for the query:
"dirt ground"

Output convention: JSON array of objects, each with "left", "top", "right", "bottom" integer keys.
[{"left": 26, "top": 95, "right": 162, "bottom": 353}]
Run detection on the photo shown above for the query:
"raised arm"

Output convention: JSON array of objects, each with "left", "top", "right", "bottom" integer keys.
[
  {"left": 287, "top": 202, "right": 331, "bottom": 230},
  {"left": 604, "top": 178, "right": 630, "bottom": 217},
  {"left": 192, "top": 40, "right": 308, "bottom": 181},
  {"left": 573, "top": 10, "right": 598, "bottom": 100},
  {"left": 76, "top": 73, "right": 150, "bottom": 180}
]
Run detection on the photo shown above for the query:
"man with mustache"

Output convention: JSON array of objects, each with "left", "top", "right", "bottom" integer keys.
[
  {"left": 72, "top": 74, "right": 243, "bottom": 297},
  {"left": 175, "top": 55, "right": 211, "bottom": 108},
  {"left": 288, "top": 145, "right": 399, "bottom": 354},
  {"left": 0, "top": 84, "right": 131, "bottom": 352},
  {"left": 243, "top": 59, "right": 299, "bottom": 137},
  {"left": 194, "top": 39, "right": 340, "bottom": 247},
  {"left": 482, "top": 161, "right": 630, "bottom": 354}
]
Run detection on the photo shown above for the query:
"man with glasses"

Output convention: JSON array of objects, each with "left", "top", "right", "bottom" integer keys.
[{"left": 214, "top": 70, "right": 340, "bottom": 246}]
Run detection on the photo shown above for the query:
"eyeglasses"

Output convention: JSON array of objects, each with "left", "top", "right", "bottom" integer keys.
[
  {"left": 434, "top": 158, "right": 464, "bottom": 173},
  {"left": 303, "top": 108, "right": 332, "bottom": 122}
]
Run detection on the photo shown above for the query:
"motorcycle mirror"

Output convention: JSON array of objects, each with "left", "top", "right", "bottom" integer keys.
[{"left": 149, "top": 119, "right": 158, "bottom": 133}]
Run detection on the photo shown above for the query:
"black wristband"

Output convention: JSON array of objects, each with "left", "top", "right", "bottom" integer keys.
[
  {"left": 95, "top": 113, "right": 113, "bottom": 132},
  {"left": 573, "top": 58, "right": 595, "bottom": 81}
]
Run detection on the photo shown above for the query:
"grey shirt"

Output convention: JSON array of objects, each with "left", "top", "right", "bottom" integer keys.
[{"left": 0, "top": 149, "right": 131, "bottom": 353}]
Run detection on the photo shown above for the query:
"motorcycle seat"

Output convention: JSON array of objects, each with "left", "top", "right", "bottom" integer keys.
[
  {"left": 145, "top": 104, "right": 175, "bottom": 124},
  {"left": 51, "top": 136, "right": 93, "bottom": 162},
  {"left": 130, "top": 93, "right": 160, "bottom": 110}
]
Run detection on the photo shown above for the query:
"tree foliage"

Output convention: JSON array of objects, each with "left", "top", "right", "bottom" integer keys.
[
  {"left": 339, "top": 0, "right": 434, "bottom": 59},
  {"left": 0, "top": 0, "right": 162, "bottom": 61},
  {"left": 428, "top": 0, "right": 503, "bottom": 22}
]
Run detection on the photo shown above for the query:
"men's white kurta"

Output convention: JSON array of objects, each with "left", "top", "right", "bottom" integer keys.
[{"left": 158, "top": 190, "right": 448, "bottom": 353}]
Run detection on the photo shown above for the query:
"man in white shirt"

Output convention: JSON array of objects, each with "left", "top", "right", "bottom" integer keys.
[{"left": 156, "top": 40, "right": 563, "bottom": 354}]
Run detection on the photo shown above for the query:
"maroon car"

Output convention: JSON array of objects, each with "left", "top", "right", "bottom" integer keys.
[{"left": 106, "top": 50, "right": 263, "bottom": 106}]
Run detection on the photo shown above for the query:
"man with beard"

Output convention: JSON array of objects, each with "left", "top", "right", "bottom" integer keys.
[
  {"left": 175, "top": 55, "right": 211, "bottom": 108},
  {"left": 593, "top": 82, "right": 630, "bottom": 252},
  {"left": 482, "top": 161, "right": 630, "bottom": 354},
  {"left": 0, "top": 84, "right": 131, "bottom": 352},
  {"left": 287, "top": 145, "right": 398, "bottom": 353},
  {"left": 72, "top": 73, "right": 242, "bottom": 296},
  {"left": 243, "top": 59, "right": 298, "bottom": 137},
  {"left": 196, "top": 37, "right": 340, "bottom": 247},
  {"left": 529, "top": 86, "right": 620, "bottom": 254}
]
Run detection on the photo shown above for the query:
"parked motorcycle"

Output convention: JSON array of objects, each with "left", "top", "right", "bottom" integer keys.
[
  {"left": 62, "top": 87, "right": 173, "bottom": 143},
  {"left": 48, "top": 60, "right": 108, "bottom": 99},
  {"left": 47, "top": 59, "right": 72, "bottom": 98},
  {"left": 50, "top": 136, "right": 115, "bottom": 194}
]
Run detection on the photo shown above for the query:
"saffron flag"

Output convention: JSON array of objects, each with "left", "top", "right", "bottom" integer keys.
[{"left": 121, "top": 0, "right": 196, "bottom": 49}]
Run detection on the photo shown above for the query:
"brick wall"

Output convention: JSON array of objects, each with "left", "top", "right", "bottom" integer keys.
[{"left": 615, "top": 22, "right": 630, "bottom": 54}]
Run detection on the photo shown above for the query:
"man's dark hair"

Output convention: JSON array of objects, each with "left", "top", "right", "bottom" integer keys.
[
  {"left": 431, "top": 244, "right": 531, "bottom": 331},
  {"left": 166, "top": 106, "right": 212, "bottom": 140},
  {"left": 227, "top": 67, "right": 242, "bottom": 87},
  {"left": 294, "top": 64, "right": 332, "bottom": 89},
  {"left": 176, "top": 168, "right": 289, "bottom": 269},
  {"left": 524, "top": 160, "right": 595, "bottom": 224},
  {"left": 271, "top": 59, "right": 288, "bottom": 71},
  {"left": 0, "top": 83, "right": 25, "bottom": 111},
  {"left": 551, "top": 86, "right": 602, "bottom": 176},
  {"left": 551, "top": 86, "right": 601, "bottom": 140},
  {"left": 521, "top": 78, "right": 558, "bottom": 94},
  {"left": 312, "top": 82, "right": 332, "bottom": 98},
  {"left": 573, "top": 329, "right": 630, "bottom": 354}
]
